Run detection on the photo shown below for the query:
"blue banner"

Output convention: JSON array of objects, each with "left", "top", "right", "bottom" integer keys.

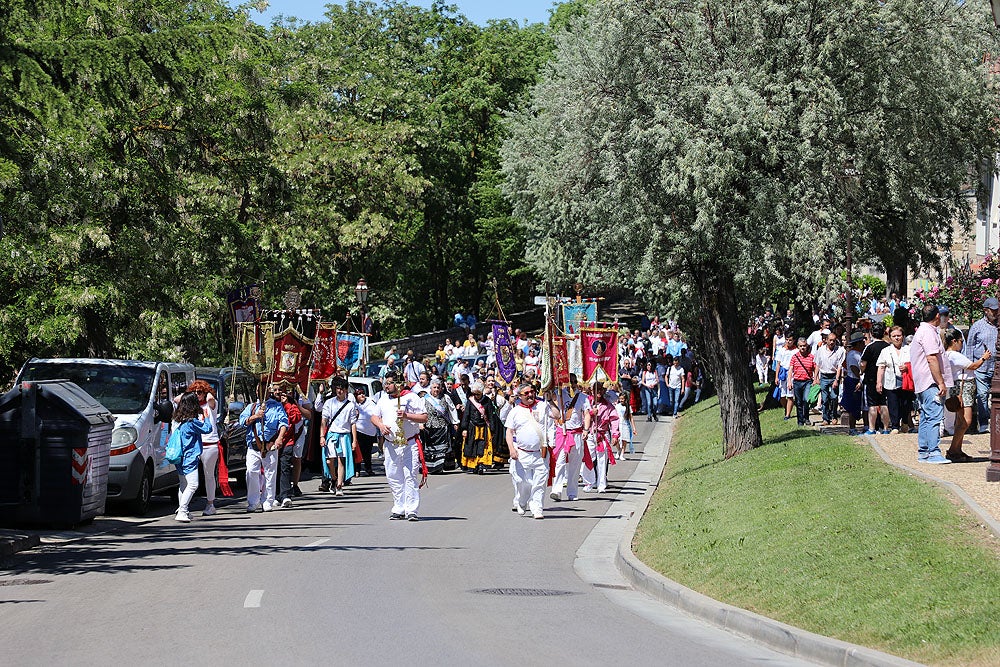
[
  {"left": 562, "top": 302, "right": 597, "bottom": 334},
  {"left": 336, "top": 332, "right": 364, "bottom": 372}
]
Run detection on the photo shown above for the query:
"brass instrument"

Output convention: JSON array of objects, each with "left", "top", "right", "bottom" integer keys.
[{"left": 395, "top": 394, "right": 407, "bottom": 447}]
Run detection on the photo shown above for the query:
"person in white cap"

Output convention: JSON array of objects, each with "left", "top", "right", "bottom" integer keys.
[{"left": 505, "top": 382, "right": 554, "bottom": 519}]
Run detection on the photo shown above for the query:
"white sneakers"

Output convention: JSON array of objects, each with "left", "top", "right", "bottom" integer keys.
[
  {"left": 549, "top": 491, "right": 561, "bottom": 502},
  {"left": 533, "top": 511, "right": 544, "bottom": 520},
  {"left": 174, "top": 511, "right": 191, "bottom": 523},
  {"left": 262, "top": 501, "right": 275, "bottom": 512},
  {"left": 281, "top": 498, "right": 293, "bottom": 508}
]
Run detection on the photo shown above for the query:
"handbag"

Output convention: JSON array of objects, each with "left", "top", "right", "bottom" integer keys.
[
  {"left": 900, "top": 362, "right": 914, "bottom": 392},
  {"left": 164, "top": 428, "right": 183, "bottom": 465}
]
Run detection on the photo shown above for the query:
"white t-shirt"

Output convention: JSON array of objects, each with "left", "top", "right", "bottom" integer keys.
[
  {"left": 374, "top": 391, "right": 426, "bottom": 443},
  {"left": 353, "top": 397, "right": 379, "bottom": 436},
  {"left": 946, "top": 350, "right": 976, "bottom": 382},
  {"left": 775, "top": 346, "right": 795, "bottom": 371},
  {"left": 504, "top": 402, "right": 551, "bottom": 452},
  {"left": 845, "top": 349, "right": 862, "bottom": 380},
  {"left": 807, "top": 328, "right": 830, "bottom": 354},
  {"left": 555, "top": 389, "right": 591, "bottom": 429},
  {"left": 876, "top": 345, "right": 907, "bottom": 390},
  {"left": 667, "top": 365, "right": 685, "bottom": 389},
  {"left": 321, "top": 395, "right": 358, "bottom": 434},
  {"left": 201, "top": 399, "right": 219, "bottom": 444}
]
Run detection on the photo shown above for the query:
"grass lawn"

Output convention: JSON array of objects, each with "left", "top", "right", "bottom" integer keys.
[{"left": 633, "top": 393, "right": 1000, "bottom": 666}]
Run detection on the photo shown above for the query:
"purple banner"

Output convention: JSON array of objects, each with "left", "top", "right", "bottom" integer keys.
[{"left": 493, "top": 322, "right": 517, "bottom": 383}]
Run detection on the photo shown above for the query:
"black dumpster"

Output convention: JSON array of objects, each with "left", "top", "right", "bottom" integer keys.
[{"left": 0, "top": 380, "right": 114, "bottom": 526}]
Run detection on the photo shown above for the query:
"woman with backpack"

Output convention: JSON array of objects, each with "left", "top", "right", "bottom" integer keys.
[{"left": 170, "top": 392, "right": 213, "bottom": 523}]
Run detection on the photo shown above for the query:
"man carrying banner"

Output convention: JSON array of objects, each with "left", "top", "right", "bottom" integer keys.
[
  {"left": 580, "top": 380, "right": 619, "bottom": 494},
  {"left": 370, "top": 371, "right": 428, "bottom": 520},
  {"left": 549, "top": 374, "right": 591, "bottom": 502},
  {"left": 239, "top": 383, "right": 289, "bottom": 512},
  {"left": 506, "top": 382, "right": 554, "bottom": 519}
]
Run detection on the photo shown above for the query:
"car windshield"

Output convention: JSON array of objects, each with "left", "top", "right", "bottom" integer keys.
[{"left": 21, "top": 362, "right": 155, "bottom": 414}]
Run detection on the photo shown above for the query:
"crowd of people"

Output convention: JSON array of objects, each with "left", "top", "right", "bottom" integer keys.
[
  {"left": 749, "top": 296, "right": 998, "bottom": 465},
  {"left": 166, "top": 314, "right": 709, "bottom": 523}
]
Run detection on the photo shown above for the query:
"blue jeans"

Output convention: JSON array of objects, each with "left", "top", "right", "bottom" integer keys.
[
  {"left": 793, "top": 379, "right": 812, "bottom": 425},
  {"left": 668, "top": 387, "right": 682, "bottom": 416},
  {"left": 641, "top": 386, "right": 657, "bottom": 418},
  {"left": 679, "top": 386, "right": 691, "bottom": 411},
  {"left": 917, "top": 385, "right": 945, "bottom": 459},
  {"left": 820, "top": 376, "right": 838, "bottom": 423},
  {"left": 974, "top": 371, "right": 991, "bottom": 433}
]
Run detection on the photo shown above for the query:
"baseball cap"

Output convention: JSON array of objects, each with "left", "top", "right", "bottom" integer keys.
[
  {"left": 938, "top": 305, "right": 950, "bottom": 315},
  {"left": 985, "top": 297, "right": 1000, "bottom": 310}
]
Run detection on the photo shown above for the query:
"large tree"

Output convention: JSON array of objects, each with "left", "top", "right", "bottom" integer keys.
[{"left": 502, "top": 0, "right": 1000, "bottom": 457}]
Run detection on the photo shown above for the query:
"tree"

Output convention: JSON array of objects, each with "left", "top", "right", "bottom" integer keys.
[{"left": 502, "top": 0, "right": 1000, "bottom": 457}]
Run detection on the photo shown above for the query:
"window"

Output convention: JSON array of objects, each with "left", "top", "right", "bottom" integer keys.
[{"left": 21, "top": 362, "right": 155, "bottom": 415}]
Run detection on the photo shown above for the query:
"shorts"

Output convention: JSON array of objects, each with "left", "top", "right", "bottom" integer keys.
[
  {"left": 292, "top": 426, "right": 307, "bottom": 458},
  {"left": 325, "top": 432, "right": 352, "bottom": 458},
  {"left": 864, "top": 384, "right": 886, "bottom": 407},
  {"left": 780, "top": 382, "right": 793, "bottom": 399},
  {"left": 947, "top": 380, "right": 976, "bottom": 408}
]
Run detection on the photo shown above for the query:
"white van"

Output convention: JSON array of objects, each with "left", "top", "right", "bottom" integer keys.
[{"left": 17, "top": 358, "right": 195, "bottom": 515}]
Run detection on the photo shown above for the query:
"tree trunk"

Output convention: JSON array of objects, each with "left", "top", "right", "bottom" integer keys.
[
  {"left": 884, "top": 258, "right": 907, "bottom": 300},
  {"left": 696, "top": 266, "right": 763, "bottom": 458}
]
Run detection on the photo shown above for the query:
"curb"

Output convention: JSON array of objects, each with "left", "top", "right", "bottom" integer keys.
[
  {"left": 861, "top": 434, "right": 1000, "bottom": 540},
  {"left": 612, "top": 418, "right": 923, "bottom": 667},
  {"left": 0, "top": 533, "right": 41, "bottom": 558}
]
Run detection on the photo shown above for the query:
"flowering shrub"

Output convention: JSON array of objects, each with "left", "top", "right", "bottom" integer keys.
[{"left": 911, "top": 254, "right": 1000, "bottom": 326}]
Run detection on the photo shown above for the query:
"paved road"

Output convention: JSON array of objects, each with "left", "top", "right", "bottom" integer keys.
[{"left": 0, "top": 421, "right": 811, "bottom": 666}]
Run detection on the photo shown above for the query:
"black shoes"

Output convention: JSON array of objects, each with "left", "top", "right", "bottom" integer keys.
[
  {"left": 390, "top": 512, "right": 405, "bottom": 520},
  {"left": 292, "top": 484, "right": 303, "bottom": 497},
  {"left": 406, "top": 513, "right": 419, "bottom": 521}
]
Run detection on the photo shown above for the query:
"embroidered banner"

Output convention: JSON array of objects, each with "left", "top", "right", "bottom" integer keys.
[
  {"left": 238, "top": 321, "right": 274, "bottom": 376},
  {"left": 310, "top": 323, "right": 338, "bottom": 381},
  {"left": 492, "top": 321, "right": 517, "bottom": 383},
  {"left": 272, "top": 326, "right": 314, "bottom": 394},
  {"left": 566, "top": 336, "right": 583, "bottom": 379},
  {"left": 540, "top": 334, "right": 571, "bottom": 391},
  {"left": 336, "top": 332, "right": 364, "bottom": 372},
  {"left": 562, "top": 302, "right": 597, "bottom": 335},
  {"left": 227, "top": 285, "right": 261, "bottom": 331},
  {"left": 580, "top": 327, "right": 619, "bottom": 384}
]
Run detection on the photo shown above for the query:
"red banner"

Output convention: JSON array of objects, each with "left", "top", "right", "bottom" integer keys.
[
  {"left": 272, "top": 326, "right": 314, "bottom": 394},
  {"left": 551, "top": 335, "right": 571, "bottom": 387},
  {"left": 309, "top": 324, "right": 338, "bottom": 381},
  {"left": 580, "top": 327, "right": 618, "bottom": 384}
]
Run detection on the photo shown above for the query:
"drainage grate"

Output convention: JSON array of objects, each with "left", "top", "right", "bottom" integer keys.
[
  {"left": 0, "top": 579, "right": 51, "bottom": 587},
  {"left": 472, "top": 587, "right": 577, "bottom": 597}
]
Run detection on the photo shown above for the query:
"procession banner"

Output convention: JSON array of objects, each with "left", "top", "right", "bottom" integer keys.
[
  {"left": 336, "top": 332, "right": 365, "bottom": 372},
  {"left": 492, "top": 321, "right": 517, "bottom": 383},
  {"left": 580, "top": 326, "right": 619, "bottom": 384},
  {"left": 562, "top": 302, "right": 597, "bottom": 335},
  {"left": 540, "top": 334, "right": 571, "bottom": 391},
  {"left": 310, "top": 323, "right": 338, "bottom": 381},
  {"left": 566, "top": 336, "right": 583, "bottom": 379},
  {"left": 227, "top": 285, "right": 261, "bottom": 331},
  {"left": 238, "top": 321, "right": 274, "bottom": 375},
  {"left": 272, "top": 326, "right": 314, "bottom": 394}
]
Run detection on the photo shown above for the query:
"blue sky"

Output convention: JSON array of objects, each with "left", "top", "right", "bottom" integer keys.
[{"left": 248, "top": 1, "right": 557, "bottom": 26}]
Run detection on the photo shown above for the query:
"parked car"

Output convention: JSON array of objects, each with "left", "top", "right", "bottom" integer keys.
[
  {"left": 445, "top": 354, "right": 488, "bottom": 378},
  {"left": 194, "top": 367, "right": 259, "bottom": 486},
  {"left": 17, "top": 358, "right": 195, "bottom": 515}
]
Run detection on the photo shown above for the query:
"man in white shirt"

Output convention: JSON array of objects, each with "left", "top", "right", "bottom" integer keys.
[
  {"left": 506, "top": 383, "right": 555, "bottom": 519},
  {"left": 370, "top": 372, "right": 428, "bottom": 520},
  {"left": 403, "top": 352, "right": 426, "bottom": 385},
  {"left": 320, "top": 377, "right": 358, "bottom": 496},
  {"left": 813, "top": 332, "right": 845, "bottom": 425},
  {"left": 806, "top": 317, "right": 831, "bottom": 354}
]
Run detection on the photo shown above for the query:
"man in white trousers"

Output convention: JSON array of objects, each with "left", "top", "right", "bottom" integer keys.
[
  {"left": 580, "top": 381, "right": 619, "bottom": 493},
  {"left": 549, "top": 374, "right": 591, "bottom": 502},
  {"left": 239, "top": 384, "right": 289, "bottom": 512},
  {"left": 506, "top": 383, "right": 554, "bottom": 519},
  {"left": 371, "top": 372, "right": 428, "bottom": 521}
]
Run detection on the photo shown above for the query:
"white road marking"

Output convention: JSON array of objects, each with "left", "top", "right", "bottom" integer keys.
[
  {"left": 244, "top": 590, "right": 264, "bottom": 608},
  {"left": 304, "top": 538, "right": 329, "bottom": 548}
]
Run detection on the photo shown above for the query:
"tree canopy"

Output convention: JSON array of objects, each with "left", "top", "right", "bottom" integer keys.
[
  {"left": 0, "top": 0, "right": 556, "bottom": 380},
  {"left": 502, "top": 0, "right": 1000, "bottom": 456}
]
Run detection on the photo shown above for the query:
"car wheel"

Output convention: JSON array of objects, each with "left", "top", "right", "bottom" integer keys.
[{"left": 129, "top": 464, "right": 153, "bottom": 516}]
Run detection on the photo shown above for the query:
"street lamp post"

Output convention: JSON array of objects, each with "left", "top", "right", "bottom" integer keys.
[
  {"left": 986, "top": 1, "right": 1000, "bottom": 481},
  {"left": 354, "top": 278, "right": 369, "bottom": 375}
]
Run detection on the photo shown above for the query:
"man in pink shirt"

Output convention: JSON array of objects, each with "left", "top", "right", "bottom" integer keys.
[{"left": 909, "top": 304, "right": 954, "bottom": 464}]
